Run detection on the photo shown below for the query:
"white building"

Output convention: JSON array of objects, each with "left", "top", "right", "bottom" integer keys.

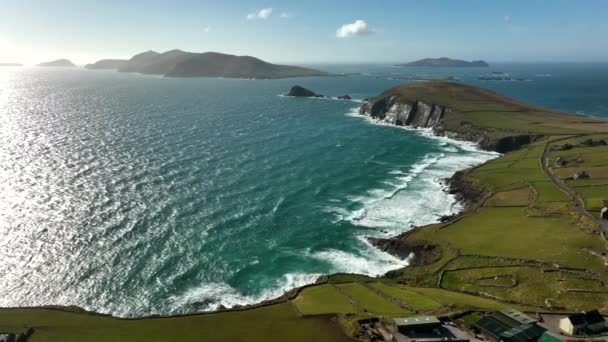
[{"left": 559, "top": 310, "right": 606, "bottom": 336}]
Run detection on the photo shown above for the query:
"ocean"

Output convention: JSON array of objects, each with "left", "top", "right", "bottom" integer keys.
[{"left": 0, "top": 63, "right": 607, "bottom": 316}]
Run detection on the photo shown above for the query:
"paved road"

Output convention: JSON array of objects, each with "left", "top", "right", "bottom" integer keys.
[{"left": 540, "top": 136, "right": 608, "bottom": 238}]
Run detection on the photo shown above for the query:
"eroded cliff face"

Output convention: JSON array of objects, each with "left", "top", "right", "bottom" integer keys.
[
  {"left": 359, "top": 95, "right": 541, "bottom": 153},
  {"left": 359, "top": 95, "right": 447, "bottom": 129}
]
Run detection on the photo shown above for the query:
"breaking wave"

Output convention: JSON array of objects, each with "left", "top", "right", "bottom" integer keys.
[{"left": 169, "top": 272, "right": 322, "bottom": 312}]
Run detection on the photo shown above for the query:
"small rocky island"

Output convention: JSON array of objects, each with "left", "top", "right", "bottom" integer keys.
[
  {"left": 397, "top": 57, "right": 489, "bottom": 67},
  {"left": 286, "top": 85, "right": 324, "bottom": 97},
  {"left": 285, "top": 86, "right": 352, "bottom": 100},
  {"left": 36, "top": 59, "right": 76, "bottom": 67}
]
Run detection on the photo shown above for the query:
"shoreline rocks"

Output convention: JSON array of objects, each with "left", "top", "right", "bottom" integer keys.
[{"left": 366, "top": 237, "right": 439, "bottom": 266}]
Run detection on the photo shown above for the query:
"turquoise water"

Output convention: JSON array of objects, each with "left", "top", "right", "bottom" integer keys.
[{"left": 0, "top": 64, "right": 606, "bottom": 316}]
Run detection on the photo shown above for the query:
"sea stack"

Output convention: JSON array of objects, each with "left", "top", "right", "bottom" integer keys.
[{"left": 285, "top": 85, "right": 323, "bottom": 97}]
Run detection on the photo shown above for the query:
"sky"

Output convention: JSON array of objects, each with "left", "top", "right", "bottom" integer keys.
[{"left": 1, "top": 0, "right": 607, "bottom": 65}]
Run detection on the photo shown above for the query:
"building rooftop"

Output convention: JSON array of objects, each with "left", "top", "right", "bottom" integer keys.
[
  {"left": 394, "top": 316, "right": 441, "bottom": 327},
  {"left": 565, "top": 310, "right": 605, "bottom": 326},
  {"left": 499, "top": 309, "right": 537, "bottom": 325},
  {"left": 500, "top": 323, "right": 546, "bottom": 342}
]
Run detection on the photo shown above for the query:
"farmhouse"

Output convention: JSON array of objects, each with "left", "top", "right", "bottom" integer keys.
[
  {"left": 559, "top": 310, "right": 606, "bottom": 336},
  {"left": 573, "top": 171, "right": 590, "bottom": 179},
  {"left": 555, "top": 157, "right": 567, "bottom": 166}
]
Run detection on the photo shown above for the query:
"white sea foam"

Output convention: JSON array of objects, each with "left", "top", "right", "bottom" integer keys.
[
  {"left": 337, "top": 106, "right": 498, "bottom": 235},
  {"left": 168, "top": 272, "right": 322, "bottom": 312},
  {"left": 307, "top": 236, "right": 410, "bottom": 276}
]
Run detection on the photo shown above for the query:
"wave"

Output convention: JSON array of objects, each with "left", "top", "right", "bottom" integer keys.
[
  {"left": 336, "top": 106, "right": 498, "bottom": 234},
  {"left": 306, "top": 236, "right": 409, "bottom": 276},
  {"left": 168, "top": 272, "right": 322, "bottom": 312}
]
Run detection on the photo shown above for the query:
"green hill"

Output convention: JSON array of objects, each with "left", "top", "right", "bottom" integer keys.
[
  {"left": 116, "top": 49, "right": 331, "bottom": 79},
  {"left": 85, "top": 59, "right": 128, "bottom": 70}
]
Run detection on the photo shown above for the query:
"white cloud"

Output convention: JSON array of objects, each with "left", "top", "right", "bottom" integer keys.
[
  {"left": 280, "top": 12, "right": 292, "bottom": 19},
  {"left": 247, "top": 8, "right": 273, "bottom": 20},
  {"left": 504, "top": 15, "right": 512, "bottom": 24},
  {"left": 336, "top": 20, "right": 373, "bottom": 38},
  {"left": 203, "top": 26, "right": 211, "bottom": 33}
]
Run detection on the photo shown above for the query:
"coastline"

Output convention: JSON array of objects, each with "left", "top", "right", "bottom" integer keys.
[
  {"left": 5, "top": 81, "right": 608, "bottom": 323},
  {"left": 347, "top": 104, "right": 499, "bottom": 266}
]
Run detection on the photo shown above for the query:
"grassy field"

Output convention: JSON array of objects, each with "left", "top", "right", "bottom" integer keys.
[
  {"left": 292, "top": 285, "right": 358, "bottom": 315},
  {"left": 0, "top": 303, "right": 351, "bottom": 342}
]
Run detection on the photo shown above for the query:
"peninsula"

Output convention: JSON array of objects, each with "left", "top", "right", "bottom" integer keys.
[
  {"left": 36, "top": 59, "right": 75, "bottom": 67},
  {"left": 397, "top": 57, "right": 489, "bottom": 67},
  {"left": 3, "top": 82, "right": 608, "bottom": 341},
  {"left": 85, "top": 59, "right": 128, "bottom": 70},
  {"left": 101, "top": 49, "right": 332, "bottom": 79}
]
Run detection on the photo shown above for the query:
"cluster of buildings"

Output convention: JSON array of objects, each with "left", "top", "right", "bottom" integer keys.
[
  {"left": 358, "top": 309, "right": 606, "bottom": 342},
  {"left": 474, "top": 309, "right": 547, "bottom": 342},
  {"left": 474, "top": 309, "right": 607, "bottom": 342}
]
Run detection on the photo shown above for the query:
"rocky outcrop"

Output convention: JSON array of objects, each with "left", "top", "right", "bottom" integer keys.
[
  {"left": 286, "top": 85, "right": 323, "bottom": 98},
  {"left": 367, "top": 237, "right": 439, "bottom": 266},
  {"left": 337, "top": 95, "right": 352, "bottom": 100},
  {"left": 447, "top": 171, "right": 486, "bottom": 208},
  {"left": 359, "top": 95, "right": 446, "bottom": 128},
  {"left": 480, "top": 134, "right": 543, "bottom": 153}
]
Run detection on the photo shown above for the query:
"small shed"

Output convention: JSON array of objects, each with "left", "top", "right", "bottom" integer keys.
[
  {"left": 601, "top": 207, "right": 608, "bottom": 220},
  {"left": 394, "top": 316, "right": 441, "bottom": 334},
  {"left": 573, "top": 171, "right": 590, "bottom": 180}
]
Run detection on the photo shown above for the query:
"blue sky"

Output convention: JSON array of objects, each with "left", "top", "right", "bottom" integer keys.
[{"left": 1, "top": 0, "right": 607, "bottom": 65}]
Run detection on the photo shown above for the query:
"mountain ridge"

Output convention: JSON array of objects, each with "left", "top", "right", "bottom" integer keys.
[
  {"left": 92, "top": 49, "right": 332, "bottom": 79},
  {"left": 397, "top": 57, "right": 489, "bottom": 67}
]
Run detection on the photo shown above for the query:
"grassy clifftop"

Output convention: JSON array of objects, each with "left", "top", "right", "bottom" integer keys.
[{"left": 363, "top": 82, "right": 608, "bottom": 152}]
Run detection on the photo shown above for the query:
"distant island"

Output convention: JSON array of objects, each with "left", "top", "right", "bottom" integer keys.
[
  {"left": 36, "top": 59, "right": 75, "bottom": 67},
  {"left": 89, "top": 49, "right": 331, "bottom": 79},
  {"left": 397, "top": 57, "right": 489, "bottom": 67},
  {"left": 0, "top": 63, "right": 23, "bottom": 67},
  {"left": 85, "top": 59, "right": 128, "bottom": 70}
]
